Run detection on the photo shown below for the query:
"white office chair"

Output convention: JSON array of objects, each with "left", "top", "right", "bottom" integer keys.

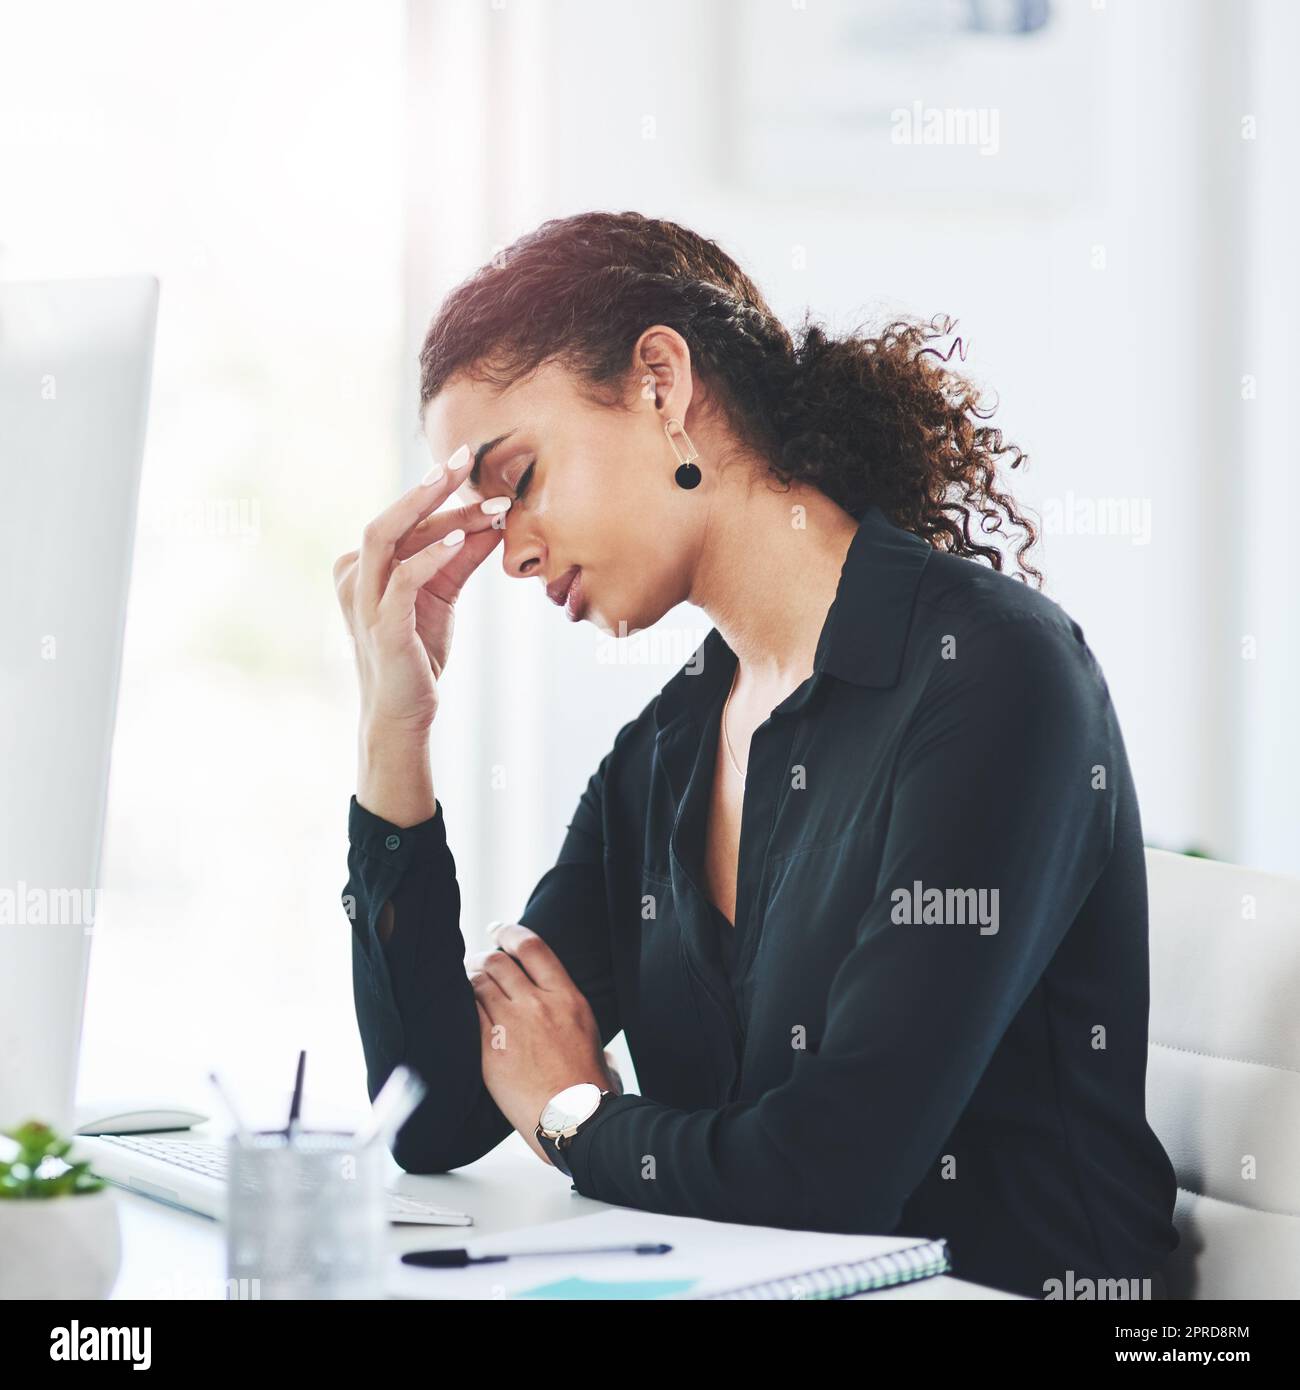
[{"left": 1145, "top": 847, "right": 1300, "bottom": 1299}]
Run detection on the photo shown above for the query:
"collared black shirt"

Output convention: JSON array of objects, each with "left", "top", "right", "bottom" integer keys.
[{"left": 344, "top": 504, "right": 1181, "bottom": 1300}]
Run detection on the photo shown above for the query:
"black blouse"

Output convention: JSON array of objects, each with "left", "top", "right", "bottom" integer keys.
[
  {"left": 710, "top": 899, "right": 738, "bottom": 985},
  {"left": 343, "top": 504, "right": 1180, "bottom": 1300}
]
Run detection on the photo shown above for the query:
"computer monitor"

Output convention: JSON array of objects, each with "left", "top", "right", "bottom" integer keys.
[{"left": 0, "top": 276, "right": 158, "bottom": 1134}]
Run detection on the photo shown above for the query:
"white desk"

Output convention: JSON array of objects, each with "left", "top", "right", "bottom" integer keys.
[{"left": 106, "top": 1129, "right": 1021, "bottom": 1300}]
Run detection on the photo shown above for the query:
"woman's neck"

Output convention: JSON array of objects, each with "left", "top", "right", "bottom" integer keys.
[{"left": 686, "top": 462, "right": 860, "bottom": 694}]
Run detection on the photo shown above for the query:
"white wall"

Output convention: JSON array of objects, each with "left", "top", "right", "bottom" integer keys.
[{"left": 1237, "top": 0, "right": 1300, "bottom": 874}]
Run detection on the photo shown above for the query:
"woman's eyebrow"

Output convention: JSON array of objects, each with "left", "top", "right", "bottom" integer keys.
[{"left": 469, "top": 430, "right": 517, "bottom": 490}]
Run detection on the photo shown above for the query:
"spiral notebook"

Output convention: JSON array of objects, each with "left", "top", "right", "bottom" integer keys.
[{"left": 388, "top": 1207, "right": 951, "bottom": 1301}]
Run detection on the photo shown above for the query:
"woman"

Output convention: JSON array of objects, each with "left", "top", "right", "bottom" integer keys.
[{"left": 333, "top": 211, "right": 1180, "bottom": 1300}]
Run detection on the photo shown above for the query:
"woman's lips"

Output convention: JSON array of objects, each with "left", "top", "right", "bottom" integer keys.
[
  {"left": 561, "top": 568, "right": 586, "bottom": 622},
  {"left": 547, "top": 565, "right": 586, "bottom": 621}
]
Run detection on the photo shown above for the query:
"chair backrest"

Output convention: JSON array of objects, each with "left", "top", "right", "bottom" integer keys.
[{"left": 1144, "top": 847, "right": 1300, "bottom": 1299}]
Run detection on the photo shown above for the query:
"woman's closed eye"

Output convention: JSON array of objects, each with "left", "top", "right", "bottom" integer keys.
[{"left": 510, "top": 461, "right": 535, "bottom": 499}]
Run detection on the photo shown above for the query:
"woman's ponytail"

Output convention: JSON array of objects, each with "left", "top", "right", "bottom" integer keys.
[{"left": 759, "top": 312, "right": 1041, "bottom": 587}]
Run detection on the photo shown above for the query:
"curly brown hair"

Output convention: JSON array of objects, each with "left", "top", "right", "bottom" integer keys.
[{"left": 418, "top": 210, "right": 1042, "bottom": 586}]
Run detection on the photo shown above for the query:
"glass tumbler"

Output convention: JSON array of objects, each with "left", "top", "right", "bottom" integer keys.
[{"left": 225, "top": 1129, "right": 385, "bottom": 1299}]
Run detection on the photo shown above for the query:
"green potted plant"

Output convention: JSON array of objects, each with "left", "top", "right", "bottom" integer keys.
[{"left": 0, "top": 1119, "right": 121, "bottom": 1299}]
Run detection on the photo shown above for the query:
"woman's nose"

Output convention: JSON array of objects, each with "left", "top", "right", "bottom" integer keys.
[{"left": 502, "top": 527, "right": 546, "bottom": 581}]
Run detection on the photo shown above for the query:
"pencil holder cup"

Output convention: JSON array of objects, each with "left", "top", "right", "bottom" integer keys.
[{"left": 224, "top": 1129, "right": 385, "bottom": 1299}]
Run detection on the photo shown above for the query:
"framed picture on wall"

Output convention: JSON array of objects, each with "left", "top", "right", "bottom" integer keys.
[{"left": 721, "top": 0, "right": 1106, "bottom": 211}]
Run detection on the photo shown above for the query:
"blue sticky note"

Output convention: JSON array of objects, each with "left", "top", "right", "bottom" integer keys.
[{"left": 514, "top": 1275, "right": 699, "bottom": 1301}]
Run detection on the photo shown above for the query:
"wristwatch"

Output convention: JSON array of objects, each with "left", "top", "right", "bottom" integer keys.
[{"left": 535, "top": 1082, "right": 614, "bottom": 1177}]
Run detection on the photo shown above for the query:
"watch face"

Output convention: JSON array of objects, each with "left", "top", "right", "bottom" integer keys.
[{"left": 539, "top": 1082, "right": 602, "bottom": 1133}]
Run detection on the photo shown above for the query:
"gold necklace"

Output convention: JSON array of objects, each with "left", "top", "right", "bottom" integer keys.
[{"left": 721, "top": 665, "right": 746, "bottom": 784}]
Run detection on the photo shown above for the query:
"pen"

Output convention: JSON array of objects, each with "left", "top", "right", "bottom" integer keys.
[
  {"left": 285, "top": 1049, "right": 306, "bottom": 1141},
  {"left": 208, "top": 1070, "right": 252, "bottom": 1147},
  {"left": 401, "top": 1242, "right": 672, "bottom": 1269},
  {"left": 356, "top": 1064, "right": 426, "bottom": 1149}
]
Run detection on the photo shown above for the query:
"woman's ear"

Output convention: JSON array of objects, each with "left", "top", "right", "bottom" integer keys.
[{"left": 632, "top": 325, "right": 693, "bottom": 421}]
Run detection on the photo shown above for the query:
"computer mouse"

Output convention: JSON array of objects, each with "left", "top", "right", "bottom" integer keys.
[{"left": 73, "top": 1099, "right": 209, "bottom": 1135}]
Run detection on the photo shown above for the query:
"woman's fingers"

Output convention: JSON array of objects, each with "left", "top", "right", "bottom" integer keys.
[
  {"left": 470, "top": 979, "right": 501, "bottom": 1031},
  {"left": 394, "top": 496, "right": 512, "bottom": 562},
  {"left": 378, "top": 518, "right": 501, "bottom": 622},
  {"left": 465, "top": 945, "right": 535, "bottom": 998},
  {"left": 486, "top": 922, "right": 571, "bottom": 991},
  {"left": 420, "top": 522, "right": 504, "bottom": 602},
  {"left": 356, "top": 443, "right": 474, "bottom": 613}
]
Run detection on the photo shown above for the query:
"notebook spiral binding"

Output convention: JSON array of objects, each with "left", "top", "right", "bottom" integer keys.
[{"left": 699, "top": 1238, "right": 951, "bottom": 1301}]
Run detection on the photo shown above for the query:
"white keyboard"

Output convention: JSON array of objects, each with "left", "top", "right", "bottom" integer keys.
[{"left": 81, "top": 1133, "right": 472, "bottom": 1226}]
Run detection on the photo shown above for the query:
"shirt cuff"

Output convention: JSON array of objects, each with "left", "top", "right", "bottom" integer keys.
[
  {"left": 348, "top": 793, "right": 448, "bottom": 871},
  {"left": 563, "top": 1092, "right": 652, "bottom": 1196}
]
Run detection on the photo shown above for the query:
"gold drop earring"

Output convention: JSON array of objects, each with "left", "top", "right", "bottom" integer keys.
[{"left": 644, "top": 374, "right": 702, "bottom": 490}]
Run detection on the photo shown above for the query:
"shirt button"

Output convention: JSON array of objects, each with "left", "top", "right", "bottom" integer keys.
[{"left": 384, "top": 834, "right": 401, "bottom": 851}]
